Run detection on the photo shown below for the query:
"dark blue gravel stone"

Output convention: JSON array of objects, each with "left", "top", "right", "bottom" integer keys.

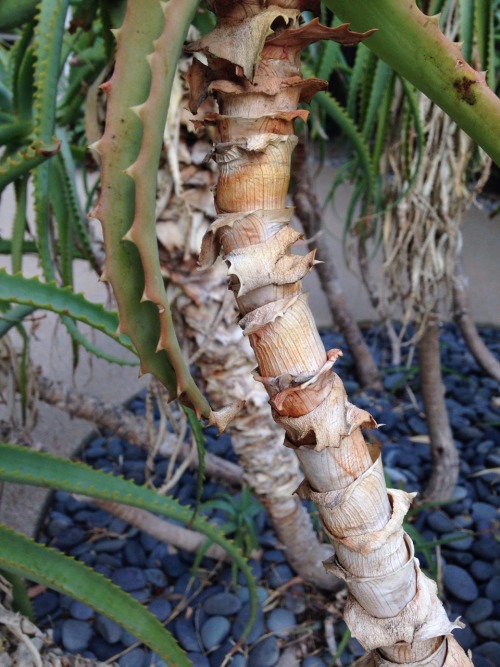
[
  {"left": 444, "top": 531, "right": 474, "bottom": 551},
  {"left": 485, "top": 576, "right": 500, "bottom": 602},
  {"left": 471, "top": 654, "right": 495, "bottom": 667},
  {"left": 55, "top": 527, "right": 86, "bottom": 549},
  {"left": 209, "top": 640, "right": 233, "bottom": 667},
  {"left": 148, "top": 598, "right": 172, "bottom": 622},
  {"left": 94, "top": 538, "right": 127, "bottom": 553},
  {"left": 140, "top": 532, "right": 159, "bottom": 552},
  {"left": 475, "top": 642, "right": 500, "bottom": 664},
  {"left": 248, "top": 636, "right": 280, "bottom": 667},
  {"left": 61, "top": 619, "right": 93, "bottom": 653},
  {"left": 267, "top": 608, "right": 296, "bottom": 637},
  {"left": 470, "top": 560, "right": 496, "bottom": 582},
  {"left": 118, "top": 648, "right": 148, "bottom": 667},
  {"left": 443, "top": 565, "right": 478, "bottom": 602},
  {"left": 145, "top": 568, "right": 167, "bottom": 589},
  {"left": 48, "top": 515, "right": 73, "bottom": 537},
  {"left": 465, "top": 598, "right": 494, "bottom": 624},
  {"left": 284, "top": 587, "right": 306, "bottom": 615},
  {"left": 455, "top": 623, "right": 477, "bottom": 652},
  {"left": 174, "top": 616, "right": 200, "bottom": 652},
  {"left": 472, "top": 502, "right": 498, "bottom": 523},
  {"left": 108, "top": 517, "right": 129, "bottom": 534},
  {"left": 124, "top": 540, "right": 147, "bottom": 567},
  {"left": 473, "top": 537, "right": 500, "bottom": 561},
  {"left": 203, "top": 592, "right": 241, "bottom": 616},
  {"left": 475, "top": 621, "right": 500, "bottom": 640},
  {"left": 302, "top": 658, "right": 326, "bottom": 667},
  {"left": 427, "top": 511, "right": 456, "bottom": 534},
  {"left": 69, "top": 600, "right": 94, "bottom": 621},
  {"left": 112, "top": 566, "right": 147, "bottom": 592},
  {"left": 147, "top": 543, "right": 168, "bottom": 568},
  {"left": 95, "top": 553, "right": 122, "bottom": 568},
  {"left": 95, "top": 614, "right": 123, "bottom": 643},
  {"left": 201, "top": 615, "right": 230, "bottom": 650},
  {"left": 267, "top": 563, "right": 293, "bottom": 588},
  {"left": 121, "top": 629, "right": 139, "bottom": 647},
  {"left": 263, "top": 549, "right": 287, "bottom": 563},
  {"left": 130, "top": 588, "right": 150, "bottom": 603},
  {"left": 187, "top": 653, "right": 210, "bottom": 667},
  {"left": 161, "top": 553, "right": 187, "bottom": 578},
  {"left": 89, "top": 509, "right": 113, "bottom": 528},
  {"left": 89, "top": 637, "right": 126, "bottom": 661},
  {"left": 233, "top": 603, "right": 265, "bottom": 643},
  {"left": 33, "top": 591, "right": 60, "bottom": 618}
]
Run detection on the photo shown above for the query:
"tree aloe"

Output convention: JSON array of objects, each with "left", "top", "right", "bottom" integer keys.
[{"left": 183, "top": 1, "right": 481, "bottom": 664}]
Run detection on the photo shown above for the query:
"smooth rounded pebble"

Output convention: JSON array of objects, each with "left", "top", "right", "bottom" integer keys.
[
  {"left": 203, "top": 592, "right": 241, "bottom": 616},
  {"left": 267, "top": 608, "right": 296, "bottom": 637},
  {"left": 61, "top": 619, "right": 93, "bottom": 653},
  {"left": 248, "top": 636, "right": 280, "bottom": 667},
  {"left": 95, "top": 614, "right": 123, "bottom": 644},
  {"left": 302, "top": 658, "right": 326, "bottom": 667},
  {"left": 187, "top": 653, "right": 210, "bottom": 667},
  {"left": 233, "top": 603, "right": 264, "bottom": 644},
  {"left": 475, "top": 620, "right": 500, "bottom": 640},
  {"left": 111, "top": 567, "right": 147, "bottom": 592},
  {"left": 465, "top": 598, "right": 494, "bottom": 624},
  {"left": 485, "top": 575, "right": 500, "bottom": 602},
  {"left": 148, "top": 598, "right": 172, "bottom": 622},
  {"left": 118, "top": 648, "right": 148, "bottom": 667},
  {"left": 174, "top": 617, "right": 200, "bottom": 652},
  {"left": 69, "top": 601, "right": 94, "bottom": 621},
  {"left": 443, "top": 564, "right": 478, "bottom": 602},
  {"left": 201, "top": 615, "right": 230, "bottom": 650}
]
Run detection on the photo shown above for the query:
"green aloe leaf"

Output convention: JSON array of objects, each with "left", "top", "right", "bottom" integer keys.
[
  {"left": 0, "top": 443, "right": 258, "bottom": 643},
  {"left": 0, "top": 271, "right": 134, "bottom": 355},
  {"left": 0, "top": 525, "right": 190, "bottom": 666}
]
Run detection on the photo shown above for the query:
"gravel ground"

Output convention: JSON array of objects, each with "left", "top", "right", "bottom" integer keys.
[{"left": 34, "top": 324, "right": 500, "bottom": 667}]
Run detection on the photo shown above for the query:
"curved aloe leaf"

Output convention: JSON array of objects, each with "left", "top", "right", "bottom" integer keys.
[
  {"left": 0, "top": 142, "right": 58, "bottom": 192},
  {"left": 0, "top": 525, "right": 190, "bottom": 666},
  {"left": 0, "top": 443, "right": 258, "bottom": 643},
  {"left": 0, "top": 271, "right": 135, "bottom": 355},
  {"left": 325, "top": 0, "right": 500, "bottom": 165},
  {"left": 304, "top": 66, "right": 374, "bottom": 204},
  {"left": 31, "top": 0, "right": 70, "bottom": 281},
  {"left": 0, "top": 0, "right": 37, "bottom": 31}
]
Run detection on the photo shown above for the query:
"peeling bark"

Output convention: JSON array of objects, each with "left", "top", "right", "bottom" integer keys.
[
  {"left": 418, "top": 314, "right": 459, "bottom": 502},
  {"left": 292, "top": 138, "right": 381, "bottom": 390},
  {"left": 157, "top": 79, "right": 338, "bottom": 590},
  {"left": 187, "top": 2, "right": 470, "bottom": 664}
]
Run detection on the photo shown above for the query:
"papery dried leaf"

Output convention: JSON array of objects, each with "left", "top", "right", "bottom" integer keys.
[
  {"left": 186, "top": 7, "right": 301, "bottom": 81},
  {"left": 264, "top": 18, "right": 377, "bottom": 64},
  {"left": 239, "top": 294, "right": 300, "bottom": 334},
  {"left": 208, "top": 399, "right": 246, "bottom": 433},
  {"left": 226, "top": 225, "right": 315, "bottom": 296}
]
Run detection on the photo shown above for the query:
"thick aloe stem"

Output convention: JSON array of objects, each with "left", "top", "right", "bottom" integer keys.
[
  {"left": 157, "top": 79, "right": 338, "bottom": 588},
  {"left": 188, "top": 2, "right": 470, "bottom": 664},
  {"left": 453, "top": 258, "right": 500, "bottom": 382},
  {"left": 292, "top": 138, "right": 381, "bottom": 390},
  {"left": 325, "top": 0, "right": 500, "bottom": 166},
  {"left": 418, "top": 314, "right": 459, "bottom": 502}
]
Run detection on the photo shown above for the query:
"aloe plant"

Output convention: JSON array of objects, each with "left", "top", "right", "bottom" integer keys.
[{"left": 1, "top": 1, "right": 500, "bottom": 665}]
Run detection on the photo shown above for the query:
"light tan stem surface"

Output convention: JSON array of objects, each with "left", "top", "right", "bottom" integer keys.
[{"left": 187, "top": 2, "right": 469, "bottom": 665}]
